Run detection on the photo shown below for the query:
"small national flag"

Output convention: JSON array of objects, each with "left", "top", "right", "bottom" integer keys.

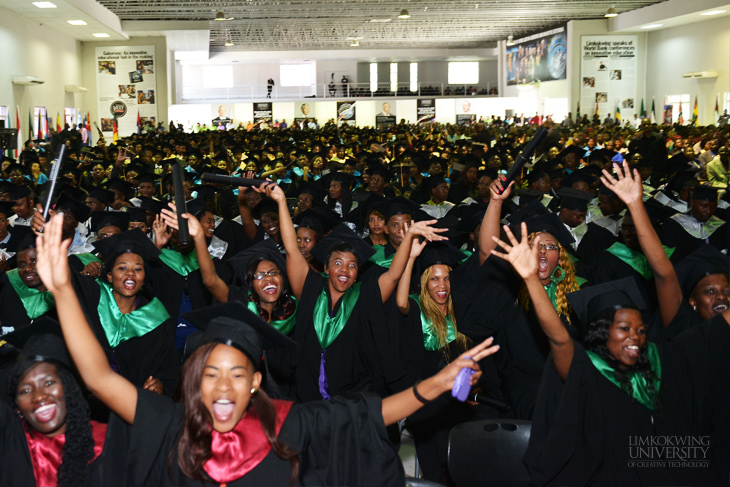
[
  {"left": 137, "top": 111, "right": 142, "bottom": 135},
  {"left": 85, "top": 112, "right": 93, "bottom": 146},
  {"left": 576, "top": 101, "right": 580, "bottom": 118},
  {"left": 715, "top": 96, "right": 719, "bottom": 120},
  {"left": 28, "top": 110, "right": 33, "bottom": 142},
  {"left": 615, "top": 105, "right": 621, "bottom": 124},
  {"left": 57, "top": 113, "right": 62, "bottom": 132},
  {"left": 640, "top": 99, "right": 645, "bottom": 118},
  {"left": 112, "top": 113, "right": 119, "bottom": 143},
  {"left": 691, "top": 96, "right": 698, "bottom": 125},
  {"left": 595, "top": 102, "right": 599, "bottom": 117},
  {"left": 651, "top": 99, "right": 656, "bottom": 124},
  {"left": 15, "top": 106, "right": 22, "bottom": 158}
]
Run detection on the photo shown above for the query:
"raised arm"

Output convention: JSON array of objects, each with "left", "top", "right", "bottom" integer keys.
[
  {"left": 601, "top": 161, "right": 682, "bottom": 327},
  {"left": 378, "top": 220, "right": 448, "bottom": 303},
  {"left": 381, "top": 337, "right": 499, "bottom": 426},
  {"left": 478, "top": 177, "right": 515, "bottom": 265},
  {"left": 160, "top": 204, "right": 230, "bottom": 303},
  {"left": 491, "top": 223, "right": 573, "bottom": 381},
  {"left": 395, "top": 239, "right": 428, "bottom": 315},
  {"left": 257, "top": 181, "right": 308, "bottom": 299},
  {"left": 36, "top": 214, "right": 137, "bottom": 424},
  {"left": 237, "top": 171, "right": 261, "bottom": 242}
]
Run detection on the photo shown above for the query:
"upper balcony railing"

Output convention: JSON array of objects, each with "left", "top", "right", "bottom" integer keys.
[{"left": 179, "top": 81, "right": 498, "bottom": 102}]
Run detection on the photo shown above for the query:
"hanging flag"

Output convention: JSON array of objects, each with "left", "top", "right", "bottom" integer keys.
[
  {"left": 615, "top": 105, "right": 621, "bottom": 124},
  {"left": 650, "top": 99, "right": 656, "bottom": 124},
  {"left": 715, "top": 96, "right": 720, "bottom": 120},
  {"left": 137, "top": 111, "right": 142, "bottom": 135},
  {"left": 15, "top": 106, "right": 22, "bottom": 158},
  {"left": 576, "top": 101, "right": 580, "bottom": 119},
  {"left": 112, "top": 113, "right": 119, "bottom": 143},
  {"left": 57, "top": 113, "right": 62, "bottom": 133},
  {"left": 28, "top": 110, "right": 33, "bottom": 143},
  {"left": 595, "top": 101, "right": 599, "bottom": 117},
  {"left": 640, "top": 99, "right": 645, "bottom": 118},
  {"left": 691, "top": 96, "right": 698, "bottom": 125}
]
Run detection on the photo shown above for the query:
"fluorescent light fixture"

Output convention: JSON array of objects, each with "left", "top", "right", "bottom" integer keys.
[
  {"left": 67, "top": 20, "right": 87, "bottom": 25},
  {"left": 350, "top": 39, "right": 360, "bottom": 47},
  {"left": 700, "top": 9, "right": 726, "bottom": 15},
  {"left": 506, "top": 35, "right": 515, "bottom": 46},
  {"left": 93, "top": 33, "right": 110, "bottom": 37},
  {"left": 398, "top": 8, "right": 410, "bottom": 19},
  {"left": 604, "top": 6, "right": 617, "bottom": 17},
  {"left": 641, "top": 23, "right": 662, "bottom": 29},
  {"left": 32, "top": 2, "right": 57, "bottom": 8}
]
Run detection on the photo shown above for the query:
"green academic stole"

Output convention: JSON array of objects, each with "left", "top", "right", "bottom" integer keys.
[
  {"left": 312, "top": 282, "right": 361, "bottom": 348},
  {"left": 159, "top": 249, "right": 200, "bottom": 276},
  {"left": 75, "top": 253, "right": 102, "bottom": 266},
  {"left": 586, "top": 342, "right": 662, "bottom": 411},
  {"left": 6, "top": 269, "right": 55, "bottom": 319},
  {"left": 606, "top": 243, "right": 675, "bottom": 280},
  {"left": 97, "top": 282, "right": 170, "bottom": 348},
  {"left": 411, "top": 294, "right": 456, "bottom": 351},
  {"left": 246, "top": 292, "right": 298, "bottom": 336},
  {"left": 368, "top": 245, "right": 394, "bottom": 267},
  {"left": 544, "top": 267, "right": 586, "bottom": 310}
]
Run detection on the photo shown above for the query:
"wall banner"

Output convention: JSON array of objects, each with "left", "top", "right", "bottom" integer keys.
[{"left": 506, "top": 26, "right": 567, "bottom": 86}]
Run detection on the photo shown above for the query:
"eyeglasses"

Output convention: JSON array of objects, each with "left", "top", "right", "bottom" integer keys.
[
  {"left": 252, "top": 270, "right": 281, "bottom": 280},
  {"left": 530, "top": 243, "right": 560, "bottom": 252}
]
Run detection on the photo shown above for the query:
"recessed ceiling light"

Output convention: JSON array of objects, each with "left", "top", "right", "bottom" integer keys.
[
  {"left": 32, "top": 2, "right": 57, "bottom": 8},
  {"left": 93, "top": 33, "right": 110, "bottom": 37},
  {"left": 67, "top": 20, "right": 87, "bottom": 25},
  {"left": 700, "top": 9, "right": 726, "bottom": 15},
  {"left": 641, "top": 23, "right": 662, "bottom": 29},
  {"left": 604, "top": 6, "right": 618, "bottom": 17}
]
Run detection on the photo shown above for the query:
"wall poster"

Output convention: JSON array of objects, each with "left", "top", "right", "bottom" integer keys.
[
  {"left": 506, "top": 26, "right": 567, "bottom": 86},
  {"left": 96, "top": 46, "right": 157, "bottom": 138}
]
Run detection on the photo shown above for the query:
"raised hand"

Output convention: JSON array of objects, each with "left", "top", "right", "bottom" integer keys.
[
  {"left": 405, "top": 219, "right": 449, "bottom": 242},
  {"left": 490, "top": 222, "right": 539, "bottom": 280},
  {"left": 432, "top": 337, "right": 500, "bottom": 391},
  {"left": 489, "top": 176, "right": 515, "bottom": 201},
  {"left": 35, "top": 213, "right": 72, "bottom": 294},
  {"left": 600, "top": 160, "right": 642, "bottom": 206},
  {"left": 255, "top": 180, "right": 286, "bottom": 203},
  {"left": 152, "top": 214, "right": 172, "bottom": 249},
  {"left": 409, "top": 237, "right": 428, "bottom": 259},
  {"left": 160, "top": 203, "right": 202, "bottom": 238}
]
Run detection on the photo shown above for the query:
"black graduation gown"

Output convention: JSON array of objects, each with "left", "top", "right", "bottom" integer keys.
[
  {"left": 524, "top": 316, "right": 730, "bottom": 486},
  {"left": 647, "top": 300, "right": 703, "bottom": 343},
  {"left": 71, "top": 273, "right": 179, "bottom": 395},
  {"left": 575, "top": 222, "right": 618, "bottom": 266},
  {"left": 122, "top": 388, "right": 405, "bottom": 486},
  {"left": 659, "top": 218, "right": 729, "bottom": 262},
  {"left": 292, "top": 270, "right": 400, "bottom": 402},
  {"left": 0, "top": 274, "right": 57, "bottom": 333}
]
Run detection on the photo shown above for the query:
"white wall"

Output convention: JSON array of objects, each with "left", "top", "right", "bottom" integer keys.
[
  {"left": 645, "top": 16, "right": 730, "bottom": 125},
  {"left": 80, "top": 36, "right": 170, "bottom": 137},
  {"left": 0, "top": 6, "right": 84, "bottom": 139}
]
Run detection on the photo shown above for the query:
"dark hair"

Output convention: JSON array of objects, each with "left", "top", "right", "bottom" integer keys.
[
  {"left": 10, "top": 362, "right": 95, "bottom": 487},
  {"left": 582, "top": 308, "right": 661, "bottom": 412},
  {"left": 244, "top": 258, "right": 296, "bottom": 322},
  {"left": 100, "top": 250, "right": 148, "bottom": 285},
  {"left": 325, "top": 242, "right": 359, "bottom": 268},
  {"left": 174, "top": 343, "right": 300, "bottom": 484}
]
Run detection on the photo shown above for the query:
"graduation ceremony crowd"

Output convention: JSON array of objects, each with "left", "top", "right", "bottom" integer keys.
[{"left": 0, "top": 113, "right": 729, "bottom": 486}]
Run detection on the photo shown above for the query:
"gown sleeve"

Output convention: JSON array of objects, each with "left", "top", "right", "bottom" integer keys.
[{"left": 280, "top": 392, "right": 405, "bottom": 487}]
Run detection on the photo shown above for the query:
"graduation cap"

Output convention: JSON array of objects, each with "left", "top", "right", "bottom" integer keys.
[
  {"left": 252, "top": 199, "right": 279, "bottom": 220},
  {"left": 55, "top": 193, "right": 90, "bottom": 222},
  {"left": 588, "top": 148, "right": 617, "bottom": 165},
  {"left": 310, "top": 223, "right": 375, "bottom": 266},
  {"left": 665, "top": 170, "right": 698, "bottom": 194},
  {"left": 12, "top": 329, "right": 71, "bottom": 375},
  {"left": 567, "top": 277, "right": 646, "bottom": 325},
  {"left": 319, "top": 171, "right": 356, "bottom": 190},
  {"left": 562, "top": 169, "right": 597, "bottom": 189},
  {"left": 91, "top": 211, "right": 130, "bottom": 234},
  {"left": 558, "top": 145, "right": 585, "bottom": 161},
  {"left": 456, "top": 203, "right": 487, "bottom": 234},
  {"left": 526, "top": 168, "right": 549, "bottom": 186},
  {"left": 92, "top": 227, "right": 160, "bottom": 262},
  {"left": 691, "top": 185, "right": 718, "bottom": 202},
  {"left": 182, "top": 301, "right": 296, "bottom": 369},
  {"left": 366, "top": 163, "right": 392, "bottom": 181},
  {"left": 7, "top": 185, "right": 34, "bottom": 201},
  {"left": 87, "top": 188, "right": 115, "bottom": 207},
  {"left": 557, "top": 188, "right": 594, "bottom": 212},
  {"left": 418, "top": 241, "right": 466, "bottom": 272},
  {"left": 126, "top": 206, "right": 148, "bottom": 223},
  {"left": 674, "top": 245, "right": 729, "bottom": 298},
  {"left": 513, "top": 212, "right": 575, "bottom": 251},
  {"left": 0, "top": 201, "right": 15, "bottom": 218},
  {"left": 297, "top": 181, "right": 327, "bottom": 204},
  {"left": 422, "top": 173, "right": 447, "bottom": 192},
  {"left": 6, "top": 163, "right": 27, "bottom": 175},
  {"left": 371, "top": 196, "right": 417, "bottom": 222},
  {"left": 505, "top": 198, "right": 550, "bottom": 225},
  {"left": 228, "top": 239, "right": 286, "bottom": 285},
  {"left": 107, "top": 178, "right": 134, "bottom": 200},
  {"left": 185, "top": 198, "right": 212, "bottom": 220},
  {"left": 138, "top": 172, "right": 158, "bottom": 185},
  {"left": 138, "top": 196, "right": 166, "bottom": 214},
  {"left": 515, "top": 188, "right": 545, "bottom": 205},
  {"left": 293, "top": 207, "right": 339, "bottom": 234}
]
